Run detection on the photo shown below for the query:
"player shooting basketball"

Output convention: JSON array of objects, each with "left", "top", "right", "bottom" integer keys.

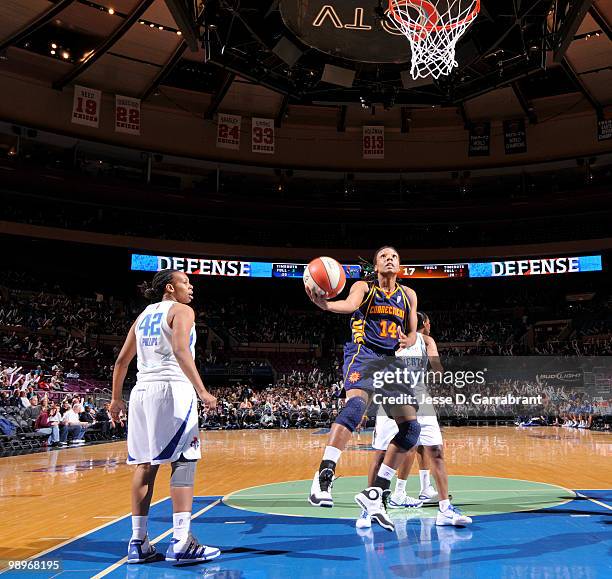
[{"left": 306, "top": 246, "right": 421, "bottom": 531}]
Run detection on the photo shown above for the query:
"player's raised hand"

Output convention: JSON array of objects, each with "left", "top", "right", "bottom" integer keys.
[
  {"left": 305, "top": 285, "right": 329, "bottom": 311},
  {"left": 398, "top": 326, "right": 417, "bottom": 349}
]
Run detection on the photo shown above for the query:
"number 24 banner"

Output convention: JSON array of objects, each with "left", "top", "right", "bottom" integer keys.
[
  {"left": 251, "top": 118, "right": 275, "bottom": 154},
  {"left": 115, "top": 95, "right": 141, "bottom": 135},
  {"left": 216, "top": 113, "right": 241, "bottom": 150},
  {"left": 363, "top": 126, "right": 384, "bottom": 159}
]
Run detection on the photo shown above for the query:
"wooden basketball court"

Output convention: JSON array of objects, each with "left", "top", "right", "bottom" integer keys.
[{"left": 1, "top": 426, "right": 610, "bottom": 577}]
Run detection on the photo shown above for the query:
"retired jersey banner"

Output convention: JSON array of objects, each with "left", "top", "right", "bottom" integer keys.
[
  {"left": 71, "top": 85, "right": 101, "bottom": 128},
  {"left": 216, "top": 113, "right": 241, "bottom": 150},
  {"left": 597, "top": 117, "right": 612, "bottom": 141},
  {"left": 251, "top": 117, "right": 275, "bottom": 154},
  {"left": 363, "top": 126, "right": 384, "bottom": 159},
  {"left": 468, "top": 122, "right": 490, "bottom": 156},
  {"left": 503, "top": 119, "right": 527, "bottom": 154},
  {"left": 115, "top": 95, "right": 141, "bottom": 135}
]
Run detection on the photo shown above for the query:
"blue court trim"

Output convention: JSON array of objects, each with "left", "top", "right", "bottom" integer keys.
[
  {"left": 5, "top": 491, "right": 611, "bottom": 578},
  {"left": 153, "top": 399, "right": 194, "bottom": 461}
]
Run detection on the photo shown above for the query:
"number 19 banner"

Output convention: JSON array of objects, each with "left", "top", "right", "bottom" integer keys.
[
  {"left": 115, "top": 95, "right": 141, "bottom": 135},
  {"left": 216, "top": 113, "right": 241, "bottom": 150},
  {"left": 363, "top": 126, "right": 384, "bottom": 159},
  {"left": 251, "top": 117, "right": 275, "bottom": 154},
  {"left": 71, "top": 85, "right": 101, "bottom": 128}
]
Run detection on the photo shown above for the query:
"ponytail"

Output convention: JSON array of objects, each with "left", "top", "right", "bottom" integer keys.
[
  {"left": 358, "top": 256, "right": 376, "bottom": 282},
  {"left": 139, "top": 269, "right": 179, "bottom": 301},
  {"left": 417, "top": 312, "right": 428, "bottom": 330}
]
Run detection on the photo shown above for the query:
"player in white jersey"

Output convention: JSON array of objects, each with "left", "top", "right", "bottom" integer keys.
[
  {"left": 110, "top": 269, "right": 220, "bottom": 565},
  {"left": 357, "top": 312, "right": 472, "bottom": 529}
]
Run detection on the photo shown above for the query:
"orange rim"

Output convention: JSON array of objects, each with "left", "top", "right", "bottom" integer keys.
[{"left": 389, "top": 0, "right": 480, "bottom": 34}]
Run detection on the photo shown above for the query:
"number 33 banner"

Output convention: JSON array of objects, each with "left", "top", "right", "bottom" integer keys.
[
  {"left": 251, "top": 118, "right": 275, "bottom": 154},
  {"left": 363, "top": 126, "right": 384, "bottom": 159},
  {"left": 71, "top": 85, "right": 101, "bottom": 128},
  {"left": 216, "top": 113, "right": 242, "bottom": 150},
  {"left": 115, "top": 95, "right": 141, "bottom": 135}
]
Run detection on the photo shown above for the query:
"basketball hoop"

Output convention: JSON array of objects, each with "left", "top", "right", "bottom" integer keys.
[{"left": 388, "top": 0, "right": 480, "bottom": 80}]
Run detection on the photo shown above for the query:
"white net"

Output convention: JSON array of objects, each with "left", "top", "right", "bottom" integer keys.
[{"left": 388, "top": 0, "right": 480, "bottom": 80}]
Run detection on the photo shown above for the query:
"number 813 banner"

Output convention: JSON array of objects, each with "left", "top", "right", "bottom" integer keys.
[
  {"left": 363, "top": 125, "right": 384, "bottom": 159},
  {"left": 251, "top": 117, "right": 275, "bottom": 154}
]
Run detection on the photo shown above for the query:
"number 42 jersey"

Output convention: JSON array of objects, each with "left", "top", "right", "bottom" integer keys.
[{"left": 135, "top": 300, "right": 196, "bottom": 383}]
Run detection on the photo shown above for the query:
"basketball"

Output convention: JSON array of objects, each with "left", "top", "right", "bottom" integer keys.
[{"left": 303, "top": 257, "right": 346, "bottom": 299}]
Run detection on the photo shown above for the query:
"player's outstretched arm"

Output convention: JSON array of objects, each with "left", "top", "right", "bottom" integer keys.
[
  {"left": 306, "top": 280, "right": 369, "bottom": 314},
  {"left": 110, "top": 321, "right": 136, "bottom": 419},
  {"left": 170, "top": 304, "right": 217, "bottom": 409}
]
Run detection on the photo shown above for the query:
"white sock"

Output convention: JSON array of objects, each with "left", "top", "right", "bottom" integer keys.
[
  {"left": 439, "top": 499, "right": 450, "bottom": 511},
  {"left": 172, "top": 512, "right": 191, "bottom": 544},
  {"left": 394, "top": 478, "right": 407, "bottom": 495},
  {"left": 131, "top": 515, "right": 148, "bottom": 541},
  {"left": 377, "top": 463, "right": 396, "bottom": 482},
  {"left": 419, "top": 469, "right": 431, "bottom": 492},
  {"left": 322, "top": 446, "right": 342, "bottom": 464}
]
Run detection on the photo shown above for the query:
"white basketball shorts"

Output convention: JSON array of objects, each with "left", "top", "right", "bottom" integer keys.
[
  {"left": 127, "top": 381, "right": 201, "bottom": 465},
  {"left": 372, "top": 414, "right": 443, "bottom": 451}
]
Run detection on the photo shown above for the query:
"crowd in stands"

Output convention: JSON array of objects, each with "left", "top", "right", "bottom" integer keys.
[
  {"left": 0, "top": 270, "right": 609, "bottom": 450},
  {"left": 200, "top": 380, "right": 343, "bottom": 430},
  {"left": 0, "top": 289, "right": 131, "bottom": 335},
  {"left": 0, "top": 385, "right": 126, "bottom": 447}
]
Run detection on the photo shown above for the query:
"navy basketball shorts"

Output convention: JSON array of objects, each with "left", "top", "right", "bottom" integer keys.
[{"left": 343, "top": 342, "right": 393, "bottom": 394}]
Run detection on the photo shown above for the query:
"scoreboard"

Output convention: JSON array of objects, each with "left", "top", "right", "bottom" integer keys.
[
  {"left": 272, "top": 263, "right": 361, "bottom": 279},
  {"left": 399, "top": 264, "right": 469, "bottom": 279},
  {"left": 131, "top": 254, "right": 603, "bottom": 279}
]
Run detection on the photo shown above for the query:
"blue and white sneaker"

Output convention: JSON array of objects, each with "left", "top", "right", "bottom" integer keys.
[
  {"left": 127, "top": 535, "right": 157, "bottom": 564},
  {"left": 419, "top": 485, "right": 440, "bottom": 504},
  {"left": 388, "top": 492, "right": 424, "bottom": 509},
  {"left": 436, "top": 504, "right": 472, "bottom": 526},
  {"left": 165, "top": 533, "right": 220, "bottom": 565},
  {"left": 355, "top": 508, "right": 372, "bottom": 529}
]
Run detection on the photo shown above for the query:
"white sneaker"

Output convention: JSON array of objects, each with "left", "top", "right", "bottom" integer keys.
[
  {"left": 354, "top": 487, "right": 394, "bottom": 532},
  {"left": 308, "top": 469, "right": 334, "bottom": 508},
  {"left": 389, "top": 492, "right": 424, "bottom": 509},
  {"left": 355, "top": 509, "right": 371, "bottom": 529},
  {"left": 419, "top": 485, "right": 440, "bottom": 504},
  {"left": 165, "top": 533, "right": 220, "bottom": 565},
  {"left": 436, "top": 504, "right": 472, "bottom": 526}
]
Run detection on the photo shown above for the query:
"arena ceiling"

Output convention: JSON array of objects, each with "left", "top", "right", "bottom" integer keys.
[{"left": 0, "top": 0, "right": 611, "bottom": 129}]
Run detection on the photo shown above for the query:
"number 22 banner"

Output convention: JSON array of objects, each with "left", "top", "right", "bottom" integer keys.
[
  {"left": 216, "top": 113, "right": 241, "bottom": 150},
  {"left": 71, "top": 85, "right": 101, "bottom": 128},
  {"left": 115, "top": 95, "right": 141, "bottom": 135},
  {"left": 363, "top": 126, "right": 384, "bottom": 159},
  {"left": 251, "top": 118, "right": 275, "bottom": 154}
]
